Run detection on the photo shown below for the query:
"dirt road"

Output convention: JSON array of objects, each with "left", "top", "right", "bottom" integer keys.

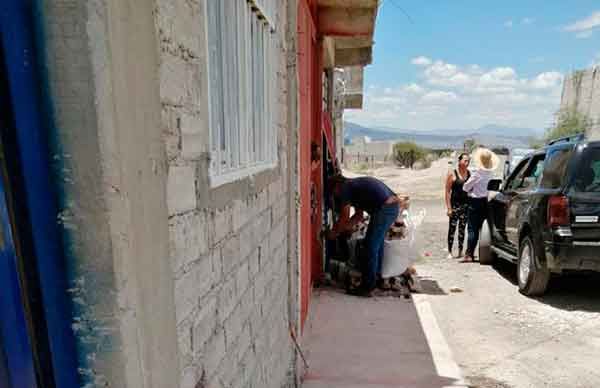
[{"left": 350, "top": 160, "right": 600, "bottom": 388}]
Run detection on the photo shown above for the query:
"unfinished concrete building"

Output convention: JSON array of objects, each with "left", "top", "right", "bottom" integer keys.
[{"left": 560, "top": 67, "right": 600, "bottom": 140}]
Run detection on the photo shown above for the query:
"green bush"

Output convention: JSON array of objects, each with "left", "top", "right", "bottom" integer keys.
[
  {"left": 544, "top": 109, "right": 591, "bottom": 142},
  {"left": 393, "top": 141, "right": 427, "bottom": 169},
  {"left": 463, "top": 139, "right": 477, "bottom": 153},
  {"left": 354, "top": 162, "right": 369, "bottom": 173}
]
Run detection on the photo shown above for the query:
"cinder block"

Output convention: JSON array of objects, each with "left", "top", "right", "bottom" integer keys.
[
  {"left": 248, "top": 245, "right": 262, "bottom": 279},
  {"left": 193, "top": 295, "right": 217, "bottom": 351},
  {"left": 253, "top": 271, "right": 267, "bottom": 306},
  {"left": 221, "top": 234, "right": 241, "bottom": 276},
  {"left": 235, "top": 261, "right": 250, "bottom": 297},
  {"left": 210, "top": 247, "right": 223, "bottom": 284},
  {"left": 268, "top": 220, "right": 287, "bottom": 262},
  {"left": 232, "top": 198, "right": 251, "bottom": 231},
  {"left": 155, "top": 0, "right": 203, "bottom": 58},
  {"left": 167, "top": 165, "right": 197, "bottom": 216},
  {"left": 271, "top": 195, "right": 287, "bottom": 226},
  {"left": 224, "top": 303, "right": 244, "bottom": 349},
  {"left": 202, "top": 327, "right": 226, "bottom": 376},
  {"left": 159, "top": 53, "right": 200, "bottom": 108},
  {"left": 267, "top": 178, "right": 283, "bottom": 206},
  {"left": 254, "top": 209, "right": 272, "bottom": 248},
  {"left": 210, "top": 207, "right": 232, "bottom": 246},
  {"left": 235, "top": 322, "right": 253, "bottom": 364},
  {"left": 174, "top": 255, "right": 213, "bottom": 324},
  {"left": 217, "top": 274, "right": 237, "bottom": 322},
  {"left": 180, "top": 112, "right": 208, "bottom": 160},
  {"left": 169, "top": 211, "right": 208, "bottom": 273},
  {"left": 161, "top": 105, "right": 181, "bottom": 161}
]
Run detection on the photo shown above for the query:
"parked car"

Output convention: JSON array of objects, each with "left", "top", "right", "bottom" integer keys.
[{"left": 479, "top": 134, "right": 600, "bottom": 296}]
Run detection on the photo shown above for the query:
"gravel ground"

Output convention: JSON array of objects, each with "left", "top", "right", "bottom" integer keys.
[
  {"left": 412, "top": 199, "right": 600, "bottom": 388},
  {"left": 358, "top": 158, "right": 600, "bottom": 388}
]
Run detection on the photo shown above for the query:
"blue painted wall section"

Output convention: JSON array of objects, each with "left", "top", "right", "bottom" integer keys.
[
  {"left": 0, "top": 172, "right": 37, "bottom": 388},
  {"left": 0, "top": 1, "right": 80, "bottom": 387}
]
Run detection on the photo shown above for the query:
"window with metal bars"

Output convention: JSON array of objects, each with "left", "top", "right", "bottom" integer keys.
[{"left": 206, "top": 0, "right": 279, "bottom": 187}]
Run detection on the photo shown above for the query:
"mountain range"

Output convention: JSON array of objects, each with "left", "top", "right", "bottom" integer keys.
[{"left": 344, "top": 122, "right": 544, "bottom": 149}]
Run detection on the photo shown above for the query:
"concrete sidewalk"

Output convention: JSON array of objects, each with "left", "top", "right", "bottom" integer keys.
[{"left": 301, "top": 288, "right": 467, "bottom": 388}]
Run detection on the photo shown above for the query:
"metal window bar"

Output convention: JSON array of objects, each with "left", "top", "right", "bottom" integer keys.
[
  {"left": 207, "top": 0, "right": 223, "bottom": 175},
  {"left": 207, "top": 0, "right": 279, "bottom": 184}
]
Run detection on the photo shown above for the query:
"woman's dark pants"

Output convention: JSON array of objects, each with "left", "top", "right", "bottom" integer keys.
[{"left": 466, "top": 197, "right": 488, "bottom": 258}]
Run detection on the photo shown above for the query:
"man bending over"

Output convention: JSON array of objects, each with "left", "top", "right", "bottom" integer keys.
[{"left": 327, "top": 175, "right": 407, "bottom": 296}]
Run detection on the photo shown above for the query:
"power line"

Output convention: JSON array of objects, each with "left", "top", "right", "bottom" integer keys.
[{"left": 383, "top": 0, "right": 414, "bottom": 25}]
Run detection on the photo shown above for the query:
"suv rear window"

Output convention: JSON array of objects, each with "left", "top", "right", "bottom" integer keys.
[
  {"left": 571, "top": 146, "right": 600, "bottom": 193},
  {"left": 540, "top": 147, "right": 573, "bottom": 189}
]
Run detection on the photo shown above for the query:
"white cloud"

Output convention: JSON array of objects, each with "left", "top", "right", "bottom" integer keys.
[
  {"left": 411, "top": 56, "right": 432, "bottom": 66},
  {"left": 564, "top": 11, "right": 600, "bottom": 38},
  {"left": 504, "top": 20, "right": 513, "bottom": 28},
  {"left": 576, "top": 30, "right": 593, "bottom": 39},
  {"left": 344, "top": 58, "right": 563, "bottom": 131},
  {"left": 421, "top": 91, "right": 458, "bottom": 104},
  {"left": 521, "top": 17, "right": 535, "bottom": 25},
  {"left": 404, "top": 83, "right": 425, "bottom": 94},
  {"left": 529, "top": 72, "right": 563, "bottom": 90}
]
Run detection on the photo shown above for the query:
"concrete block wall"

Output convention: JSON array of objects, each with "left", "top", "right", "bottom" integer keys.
[
  {"left": 41, "top": 1, "right": 181, "bottom": 387},
  {"left": 154, "top": 1, "right": 296, "bottom": 387},
  {"left": 560, "top": 67, "right": 600, "bottom": 140}
]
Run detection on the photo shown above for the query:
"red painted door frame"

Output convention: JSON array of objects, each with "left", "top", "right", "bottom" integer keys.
[{"left": 297, "top": 0, "right": 317, "bottom": 329}]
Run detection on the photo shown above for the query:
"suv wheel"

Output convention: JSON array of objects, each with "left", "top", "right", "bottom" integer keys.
[
  {"left": 478, "top": 220, "right": 496, "bottom": 265},
  {"left": 517, "top": 236, "right": 550, "bottom": 296}
]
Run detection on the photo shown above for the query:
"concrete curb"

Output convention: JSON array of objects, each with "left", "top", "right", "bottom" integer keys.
[{"left": 412, "top": 294, "right": 469, "bottom": 388}]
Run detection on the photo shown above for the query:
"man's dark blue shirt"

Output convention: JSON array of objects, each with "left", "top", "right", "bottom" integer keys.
[{"left": 339, "top": 177, "right": 395, "bottom": 214}]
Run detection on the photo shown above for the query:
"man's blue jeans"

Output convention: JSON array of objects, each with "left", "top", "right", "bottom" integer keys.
[{"left": 363, "top": 203, "right": 400, "bottom": 290}]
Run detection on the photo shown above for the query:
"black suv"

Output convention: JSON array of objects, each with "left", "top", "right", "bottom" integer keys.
[{"left": 479, "top": 134, "right": 600, "bottom": 296}]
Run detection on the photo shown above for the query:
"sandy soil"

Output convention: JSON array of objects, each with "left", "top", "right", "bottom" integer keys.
[
  {"left": 344, "top": 157, "right": 451, "bottom": 201},
  {"left": 355, "top": 157, "right": 600, "bottom": 388}
]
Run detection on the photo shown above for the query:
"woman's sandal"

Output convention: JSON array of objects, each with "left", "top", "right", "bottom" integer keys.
[{"left": 459, "top": 256, "right": 474, "bottom": 263}]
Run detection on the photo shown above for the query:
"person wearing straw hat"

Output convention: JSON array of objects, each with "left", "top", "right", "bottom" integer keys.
[{"left": 460, "top": 147, "right": 500, "bottom": 263}]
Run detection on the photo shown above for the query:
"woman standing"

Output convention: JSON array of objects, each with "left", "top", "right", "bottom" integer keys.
[
  {"left": 461, "top": 148, "right": 499, "bottom": 263},
  {"left": 444, "top": 153, "right": 471, "bottom": 259}
]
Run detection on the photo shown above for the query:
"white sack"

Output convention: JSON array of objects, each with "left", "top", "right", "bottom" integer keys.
[{"left": 381, "top": 209, "right": 424, "bottom": 278}]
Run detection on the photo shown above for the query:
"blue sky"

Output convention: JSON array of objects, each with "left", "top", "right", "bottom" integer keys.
[{"left": 345, "top": 1, "right": 600, "bottom": 132}]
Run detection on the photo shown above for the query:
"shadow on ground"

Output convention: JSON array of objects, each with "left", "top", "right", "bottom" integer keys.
[
  {"left": 490, "top": 259, "right": 600, "bottom": 313},
  {"left": 418, "top": 277, "right": 448, "bottom": 296}
]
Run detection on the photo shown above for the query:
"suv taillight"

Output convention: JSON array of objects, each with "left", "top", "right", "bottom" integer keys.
[{"left": 547, "top": 195, "right": 570, "bottom": 227}]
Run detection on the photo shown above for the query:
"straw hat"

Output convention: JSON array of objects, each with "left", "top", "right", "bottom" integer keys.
[{"left": 472, "top": 147, "right": 500, "bottom": 171}]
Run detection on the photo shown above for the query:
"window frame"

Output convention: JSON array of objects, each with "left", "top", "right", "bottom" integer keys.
[
  {"left": 539, "top": 145, "right": 574, "bottom": 190},
  {"left": 507, "top": 155, "right": 545, "bottom": 192},
  {"left": 205, "top": 0, "right": 279, "bottom": 188}
]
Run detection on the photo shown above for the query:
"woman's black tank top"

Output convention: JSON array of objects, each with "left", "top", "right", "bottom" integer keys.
[{"left": 451, "top": 169, "right": 470, "bottom": 205}]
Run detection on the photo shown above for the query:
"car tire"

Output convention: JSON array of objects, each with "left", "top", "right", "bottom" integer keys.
[
  {"left": 478, "top": 220, "right": 496, "bottom": 265},
  {"left": 517, "top": 236, "right": 550, "bottom": 296}
]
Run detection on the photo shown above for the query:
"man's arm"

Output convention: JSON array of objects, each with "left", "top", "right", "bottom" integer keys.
[{"left": 328, "top": 204, "right": 359, "bottom": 239}]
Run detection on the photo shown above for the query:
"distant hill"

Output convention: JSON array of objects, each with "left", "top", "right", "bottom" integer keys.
[{"left": 344, "top": 122, "right": 542, "bottom": 149}]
